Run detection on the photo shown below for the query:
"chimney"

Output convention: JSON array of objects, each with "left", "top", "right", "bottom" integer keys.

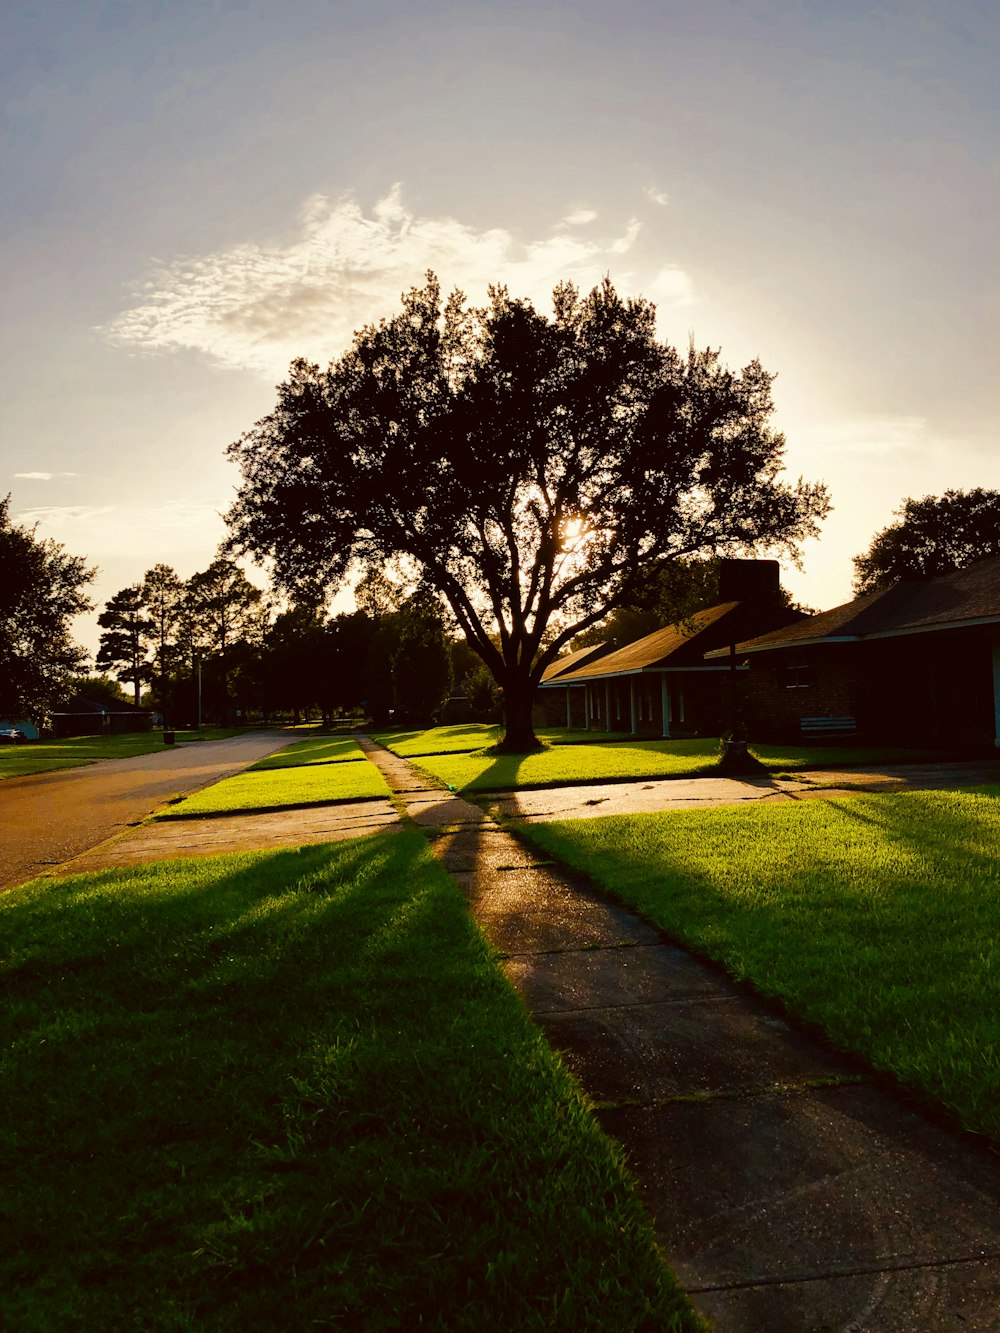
[{"left": 718, "top": 558, "right": 781, "bottom": 602}]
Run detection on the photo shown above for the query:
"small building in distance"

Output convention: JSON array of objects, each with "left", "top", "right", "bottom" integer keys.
[
  {"left": 709, "top": 554, "right": 1000, "bottom": 749},
  {"left": 538, "top": 560, "right": 804, "bottom": 736},
  {"left": 50, "top": 694, "right": 154, "bottom": 739}
]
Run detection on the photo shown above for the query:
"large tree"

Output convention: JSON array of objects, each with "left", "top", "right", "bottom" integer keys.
[
  {"left": 853, "top": 488, "right": 1000, "bottom": 595},
  {"left": 0, "top": 495, "right": 95, "bottom": 719},
  {"left": 227, "top": 275, "right": 829, "bottom": 750}
]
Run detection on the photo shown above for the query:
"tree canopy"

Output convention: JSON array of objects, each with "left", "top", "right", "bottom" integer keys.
[
  {"left": 0, "top": 495, "right": 95, "bottom": 719},
  {"left": 852, "top": 488, "right": 1000, "bottom": 595},
  {"left": 226, "top": 274, "right": 830, "bottom": 749}
]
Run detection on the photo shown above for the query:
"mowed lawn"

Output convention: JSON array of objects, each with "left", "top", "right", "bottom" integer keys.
[
  {"left": 519, "top": 787, "right": 1000, "bottom": 1140},
  {"left": 372, "top": 723, "right": 617, "bottom": 756},
  {"left": 402, "top": 732, "right": 942, "bottom": 793},
  {"left": 0, "top": 728, "right": 249, "bottom": 780},
  {"left": 0, "top": 832, "right": 697, "bottom": 1331},
  {"left": 155, "top": 755, "right": 390, "bottom": 818},
  {"left": 250, "top": 735, "right": 368, "bottom": 769}
]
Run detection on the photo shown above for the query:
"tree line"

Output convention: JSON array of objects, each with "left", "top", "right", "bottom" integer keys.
[
  {"left": 90, "top": 561, "right": 489, "bottom": 728},
  {"left": 3, "top": 268, "right": 997, "bottom": 742}
]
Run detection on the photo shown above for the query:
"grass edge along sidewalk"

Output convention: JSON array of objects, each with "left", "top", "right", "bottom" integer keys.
[
  {"left": 372, "top": 723, "right": 955, "bottom": 792},
  {"left": 517, "top": 786, "right": 1000, "bottom": 1143},
  {"left": 154, "top": 749, "right": 392, "bottom": 819},
  {"left": 0, "top": 830, "right": 699, "bottom": 1331}
]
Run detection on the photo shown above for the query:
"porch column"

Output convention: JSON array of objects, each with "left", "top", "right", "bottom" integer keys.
[
  {"left": 993, "top": 633, "right": 1000, "bottom": 748},
  {"left": 605, "top": 681, "right": 612, "bottom": 732},
  {"left": 584, "top": 684, "right": 591, "bottom": 730},
  {"left": 565, "top": 686, "right": 572, "bottom": 730},
  {"left": 661, "top": 677, "right": 671, "bottom": 738},
  {"left": 630, "top": 677, "right": 638, "bottom": 734}
]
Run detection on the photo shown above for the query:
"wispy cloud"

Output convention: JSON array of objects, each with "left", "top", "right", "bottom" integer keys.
[
  {"left": 646, "top": 187, "right": 670, "bottom": 206},
  {"left": 105, "top": 185, "right": 692, "bottom": 377},
  {"left": 562, "top": 207, "right": 598, "bottom": 225},
  {"left": 796, "top": 415, "right": 935, "bottom": 458},
  {"left": 13, "top": 471, "right": 78, "bottom": 480}
]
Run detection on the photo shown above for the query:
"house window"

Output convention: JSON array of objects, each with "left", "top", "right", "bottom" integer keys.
[{"left": 785, "top": 663, "right": 814, "bottom": 690}]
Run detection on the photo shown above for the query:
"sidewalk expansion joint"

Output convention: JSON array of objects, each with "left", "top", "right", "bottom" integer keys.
[
  {"left": 497, "top": 940, "right": 654, "bottom": 959},
  {"left": 592, "top": 1075, "right": 872, "bottom": 1111},
  {"left": 687, "top": 1249, "right": 1000, "bottom": 1295},
  {"left": 533, "top": 995, "right": 741, "bottom": 1017}
]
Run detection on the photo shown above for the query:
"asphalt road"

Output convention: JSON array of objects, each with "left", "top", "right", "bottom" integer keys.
[{"left": 0, "top": 731, "right": 293, "bottom": 892}]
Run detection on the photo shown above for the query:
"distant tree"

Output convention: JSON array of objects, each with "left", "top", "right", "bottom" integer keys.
[
  {"left": 96, "top": 585, "right": 153, "bottom": 706},
  {"left": 142, "top": 564, "right": 185, "bottom": 712},
  {"left": 0, "top": 496, "right": 95, "bottom": 719},
  {"left": 264, "top": 603, "right": 328, "bottom": 721},
  {"left": 391, "top": 588, "right": 454, "bottom": 724},
  {"left": 853, "top": 488, "right": 1000, "bottom": 595},
  {"left": 227, "top": 274, "right": 829, "bottom": 751},
  {"left": 185, "top": 557, "right": 268, "bottom": 722}
]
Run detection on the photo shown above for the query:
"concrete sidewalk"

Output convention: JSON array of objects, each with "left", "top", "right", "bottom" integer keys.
[
  {"left": 487, "top": 756, "right": 1000, "bottom": 825},
  {"left": 359, "top": 737, "right": 1000, "bottom": 1331}
]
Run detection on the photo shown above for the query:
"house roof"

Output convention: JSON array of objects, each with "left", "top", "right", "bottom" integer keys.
[
  {"left": 53, "top": 694, "right": 149, "bottom": 715},
  {"left": 541, "top": 641, "right": 612, "bottom": 682},
  {"left": 543, "top": 603, "right": 741, "bottom": 683},
  {"left": 709, "top": 554, "right": 1000, "bottom": 657}
]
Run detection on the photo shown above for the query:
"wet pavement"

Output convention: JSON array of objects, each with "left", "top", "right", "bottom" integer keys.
[{"left": 358, "top": 736, "right": 1000, "bottom": 1332}]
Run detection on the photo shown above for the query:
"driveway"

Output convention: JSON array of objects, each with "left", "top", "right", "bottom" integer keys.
[{"left": 0, "top": 731, "right": 293, "bottom": 892}]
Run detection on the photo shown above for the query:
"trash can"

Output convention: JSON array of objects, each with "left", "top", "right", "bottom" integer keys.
[{"left": 163, "top": 731, "right": 176, "bottom": 745}]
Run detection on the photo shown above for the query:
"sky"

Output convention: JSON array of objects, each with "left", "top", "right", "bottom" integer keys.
[{"left": 2, "top": 0, "right": 998, "bottom": 656}]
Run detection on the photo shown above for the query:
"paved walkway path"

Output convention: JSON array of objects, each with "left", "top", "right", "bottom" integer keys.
[{"left": 358, "top": 737, "right": 1000, "bottom": 1331}]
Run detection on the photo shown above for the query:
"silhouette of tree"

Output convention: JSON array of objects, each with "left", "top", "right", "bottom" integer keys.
[
  {"left": 0, "top": 495, "right": 94, "bottom": 719},
  {"left": 142, "top": 564, "right": 185, "bottom": 712},
  {"left": 391, "top": 587, "right": 454, "bottom": 724},
  {"left": 227, "top": 275, "right": 829, "bottom": 751},
  {"left": 96, "top": 585, "right": 153, "bottom": 706},
  {"left": 853, "top": 488, "right": 1000, "bottom": 594}
]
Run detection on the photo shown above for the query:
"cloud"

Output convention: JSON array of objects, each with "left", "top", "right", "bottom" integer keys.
[
  {"left": 795, "top": 415, "right": 935, "bottom": 459},
  {"left": 105, "top": 186, "right": 690, "bottom": 377},
  {"left": 646, "top": 187, "right": 670, "bottom": 206},
  {"left": 16, "top": 500, "right": 226, "bottom": 547},
  {"left": 13, "top": 471, "right": 78, "bottom": 480},
  {"left": 609, "top": 218, "right": 642, "bottom": 255},
  {"left": 649, "top": 265, "right": 696, "bottom": 308},
  {"left": 562, "top": 208, "right": 598, "bottom": 225}
]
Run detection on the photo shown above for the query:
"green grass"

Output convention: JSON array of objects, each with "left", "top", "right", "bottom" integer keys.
[
  {"left": 0, "top": 728, "right": 261, "bottom": 779},
  {"left": 518, "top": 788, "right": 1000, "bottom": 1140},
  {"left": 0, "top": 832, "right": 697, "bottom": 1331},
  {"left": 410, "top": 736, "right": 945, "bottom": 793},
  {"left": 250, "top": 735, "right": 368, "bottom": 770},
  {"left": 372, "top": 723, "right": 620, "bottom": 757},
  {"left": 155, "top": 758, "right": 391, "bottom": 818}
]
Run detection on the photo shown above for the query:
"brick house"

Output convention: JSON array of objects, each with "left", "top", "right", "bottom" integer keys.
[
  {"left": 710, "top": 554, "right": 1000, "bottom": 748},
  {"left": 537, "top": 560, "right": 803, "bottom": 737}
]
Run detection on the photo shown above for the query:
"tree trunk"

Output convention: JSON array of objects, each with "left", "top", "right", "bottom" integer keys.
[{"left": 497, "top": 674, "right": 541, "bottom": 753}]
